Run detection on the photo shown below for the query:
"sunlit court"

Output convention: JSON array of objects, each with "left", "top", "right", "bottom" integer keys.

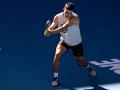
[{"left": 0, "top": 0, "right": 120, "bottom": 90}]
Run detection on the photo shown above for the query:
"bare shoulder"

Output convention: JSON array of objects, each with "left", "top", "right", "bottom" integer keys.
[
  {"left": 53, "top": 14, "right": 58, "bottom": 22},
  {"left": 53, "top": 12, "right": 63, "bottom": 22},
  {"left": 69, "top": 12, "right": 80, "bottom": 24},
  {"left": 72, "top": 12, "right": 80, "bottom": 19}
]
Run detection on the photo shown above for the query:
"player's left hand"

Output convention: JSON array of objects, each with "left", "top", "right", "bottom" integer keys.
[{"left": 44, "top": 29, "right": 52, "bottom": 37}]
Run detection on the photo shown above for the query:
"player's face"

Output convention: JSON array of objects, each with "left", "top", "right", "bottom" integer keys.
[{"left": 63, "top": 8, "right": 72, "bottom": 18}]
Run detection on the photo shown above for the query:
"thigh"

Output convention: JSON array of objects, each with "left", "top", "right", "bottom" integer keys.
[
  {"left": 55, "top": 42, "right": 68, "bottom": 55},
  {"left": 71, "top": 43, "right": 84, "bottom": 57}
]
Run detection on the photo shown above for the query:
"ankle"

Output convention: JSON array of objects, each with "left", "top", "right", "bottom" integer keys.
[{"left": 86, "top": 64, "right": 94, "bottom": 71}]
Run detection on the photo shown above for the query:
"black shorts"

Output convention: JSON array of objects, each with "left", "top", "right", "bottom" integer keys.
[{"left": 58, "top": 41, "right": 84, "bottom": 57}]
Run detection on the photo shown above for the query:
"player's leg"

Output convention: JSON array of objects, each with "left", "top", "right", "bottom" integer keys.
[
  {"left": 52, "top": 41, "right": 68, "bottom": 87},
  {"left": 71, "top": 43, "right": 96, "bottom": 76},
  {"left": 75, "top": 56, "right": 96, "bottom": 76},
  {"left": 53, "top": 44, "right": 67, "bottom": 73}
]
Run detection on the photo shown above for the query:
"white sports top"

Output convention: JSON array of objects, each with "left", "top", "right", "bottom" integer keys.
[{"left": 57, "top": 12, "right": 82, "bottom": 46}]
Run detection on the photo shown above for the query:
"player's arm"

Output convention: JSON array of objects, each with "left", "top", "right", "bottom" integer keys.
[
  {"left": 50, "top": 15, "right": 80, "bottom": 34},
  {"left": 75, "top": 15, "right": 80, "bottom": 24},
  {"left": 44, "top": 15, "right": 58, "bottom": 37},
  {"left": 48, "top": 15, "right": 58, "bottom": 32},
  {"left": 52, "top": 15, "right": 80, "bottom": 34},
  {"left": 48, "top": 15, "right": 72, "bottom": 34},
  {"left": 51, "top": 21, "right": 72, "bottom": 34},
  {"left": 69, "top": 15, "right": 80, "bottom": 25}
]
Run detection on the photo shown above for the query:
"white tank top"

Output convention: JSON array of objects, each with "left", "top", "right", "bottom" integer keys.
[{"left": 57, "top": 12, "right": 82, "bottom": 46}]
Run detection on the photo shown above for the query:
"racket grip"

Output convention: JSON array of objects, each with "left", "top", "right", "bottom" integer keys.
[{"left": 44, "top": 29, "right": 50, "bottom": 37}]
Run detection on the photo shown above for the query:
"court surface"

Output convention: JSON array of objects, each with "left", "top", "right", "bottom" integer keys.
[{"left": 0, "top": 0, "right": 120, "bottom": 90}]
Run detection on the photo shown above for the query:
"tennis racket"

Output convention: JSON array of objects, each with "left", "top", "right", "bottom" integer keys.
[{"left": 44, "top": 20, "right": 51, "bottom": 37}]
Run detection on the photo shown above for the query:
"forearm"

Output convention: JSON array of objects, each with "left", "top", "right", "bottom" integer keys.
[
  {"left": 49, "top": 21, "right": 71, "bottom": 34},
  {"left": 51, "top": 26, "right": 67, "bottom": 34}
]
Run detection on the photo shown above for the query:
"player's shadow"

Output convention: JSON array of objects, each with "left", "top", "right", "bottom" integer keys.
[
  {"left": 87, "top": 85, "right": 108, "bottom": 90},
  {"left": 86, "top": 76, "right": 108, "bottom": 90},
  {"left": 59, "top": 76, "right": 108, "bottom": 90},
  {"left": 61, "top": 84, "right": 108, "bottom": 90},
  {"left": 61, "top": 83, "right": 108, "bottom": 90}
]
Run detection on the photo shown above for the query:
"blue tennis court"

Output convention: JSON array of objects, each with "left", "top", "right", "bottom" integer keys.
[{"left": 0, "top": 0, "right": 120, "bottom": 90}]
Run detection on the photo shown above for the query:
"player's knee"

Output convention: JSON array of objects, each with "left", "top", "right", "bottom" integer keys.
[
  {"left": 55, "top": 45, "right": 66, "bottom": 55},
  {"left": 55, "top": 49, "right": 63, "bottom": 56},
  {"left": 54, "top": 51, "right": 62, "bottom": 60},
  {"left": 55, "top": 52, "right": 62, "bottom": 58}
]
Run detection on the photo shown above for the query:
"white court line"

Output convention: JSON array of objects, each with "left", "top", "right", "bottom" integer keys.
[
  {"left": 99, "top": 83, "right": 120, "bottom": 90},
  {"left": 58, "top": 82, "right": 120, "bottom": 90},
  {"left": 57, "top": 89, "right": 70, "bottom": 90},
  {"left": 75, "top": 86, "right": 94, "bottom": 90}
]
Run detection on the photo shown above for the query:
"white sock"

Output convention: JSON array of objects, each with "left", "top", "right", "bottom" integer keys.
[{"left": 54, "top": 72, "right": 58, "bottom": 78}]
